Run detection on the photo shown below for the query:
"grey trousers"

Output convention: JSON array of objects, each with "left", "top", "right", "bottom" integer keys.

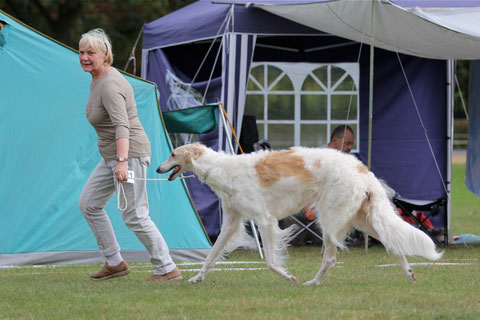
[{"left": 79, "top": 157, "right": 176, "bottom": 275}]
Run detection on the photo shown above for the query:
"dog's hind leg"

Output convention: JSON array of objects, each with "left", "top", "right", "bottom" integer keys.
[
  {"left": 188, "top": 212, "right": 243, "bottom": 284},
  {"left": 302, "top": 236, "right": 337, "bottom": 286},
  {"left": 352, "top": 209, "right": 416, "bottom": 282},
  {"left": 257, "top": 219, "right": 300, "bottom": 284}
]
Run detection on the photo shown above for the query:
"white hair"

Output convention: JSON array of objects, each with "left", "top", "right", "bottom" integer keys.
[{"left": 79, "top": 28, "right": 113, "bottom": 65}]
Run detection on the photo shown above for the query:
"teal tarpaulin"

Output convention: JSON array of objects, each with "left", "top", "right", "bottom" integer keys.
[
  {"left": 162, "top": 104, "right": 218, "bottom": 134},
  {"left": 0, "top": 10, "right": 210, "bottom": 264}
]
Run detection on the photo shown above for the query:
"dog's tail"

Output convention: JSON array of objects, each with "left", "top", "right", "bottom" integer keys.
[
  {"left": 366, "top": 182, "right": 443, "bottom": 261},
  {"left": 275, "top": 223, "right": 300, "bottom": 266}
]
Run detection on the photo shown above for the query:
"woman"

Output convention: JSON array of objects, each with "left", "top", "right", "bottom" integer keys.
[{"left": 78, "top": 28, "right": 181, "bottom": 282}]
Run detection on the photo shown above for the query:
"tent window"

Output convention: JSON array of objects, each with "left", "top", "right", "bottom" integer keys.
[{"left": 245, "top": 62, "right": 359, "bottom": 151}]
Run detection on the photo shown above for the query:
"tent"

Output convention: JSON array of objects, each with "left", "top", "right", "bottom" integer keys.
[
  {"left": 0, "top": 10, "right": 211, "bottom": 265},
  {"left": 141, "top": 0, "right": 480, "bottom": 242}
]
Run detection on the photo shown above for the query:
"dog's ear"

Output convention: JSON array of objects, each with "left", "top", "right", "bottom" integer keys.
[{"left": 185, "top": 144, "right": 205, "bottom": 160}]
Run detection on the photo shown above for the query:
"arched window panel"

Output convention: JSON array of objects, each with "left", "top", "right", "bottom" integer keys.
[
  {"left": 267, "top": 65, "right": 284, "bottom": 89},
  {"left": 334, "top": 74, "right": 357, "bottom": 92},
  {"left": 267, "top": 124, "right": 294, "bottom": 150},
  {"left": 301, "top": 94, "right": 327, "bottom": 120},
  {"left": 245, "top": 62, "right": 359, "bottom": 151},
  {"left": 301, "top": 124, "right": 328, "bottom": 148},
  {"left": 312, "top": 66, "right": 329, "bottom": 88},
  {"left": 268, "top": 94, "right": 294, "bottom": 120},
  {"left": 302, "top": 75, "right": 324, "bottom": 91},
  {"left": 331, "top": 95, "right": 358, "bottom": 120},
  {"left": 245, "top": 94, "right": 265, "bottom": 120},
  {"left": 331, "top": 66, "right": 346, "bottom": 89},
  {"left": 248, "top": 65, "right": 264, "bottom": 90},
  {"left": 272, "top": 75, "right": 294, "bottom": 91}
]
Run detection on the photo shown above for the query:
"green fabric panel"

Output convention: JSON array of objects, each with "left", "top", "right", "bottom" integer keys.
[{"left": 162, "top": 104, "right": 218, "bottom": 133}]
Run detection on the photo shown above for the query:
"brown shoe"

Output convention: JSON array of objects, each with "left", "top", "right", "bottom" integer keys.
[
  {"left": 90, "top": 261, "right": 130, "bottom": 281},
  {"left": 147, "top": 266, "right": 182, "bottom": 282}
]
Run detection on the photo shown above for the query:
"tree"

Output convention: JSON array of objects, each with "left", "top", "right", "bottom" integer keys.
[
  {"left": 0, "top": 0, "right": 195, "bottom": 73},
  {"left": 0, "top": 0, "right": 471, "bottom": 106}
]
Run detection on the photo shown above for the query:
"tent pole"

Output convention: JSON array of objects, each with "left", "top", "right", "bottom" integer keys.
[
  {"left": 217, "top": 104, "right": 264, "bottom": 259},
  {"left": 365, "top": 0, "right": 376, "bottom": 256},
  {"left": 446, "top": 60, "right": 455, "bottom": 246}
]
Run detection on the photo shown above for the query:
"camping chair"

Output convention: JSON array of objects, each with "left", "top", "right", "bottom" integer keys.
[
  {"left": 161, "top": 103, "right": 264, "bottom": 258},
  {"left": 286, "top": 207, "right": 323, "bottom": 245},
  {"left": 392, "top": 196, "right": 448, "bottom": 246}
]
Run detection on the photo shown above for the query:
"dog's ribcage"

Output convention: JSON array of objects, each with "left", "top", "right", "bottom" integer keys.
[{"left": 198, "top": 147, "right": 372, "bottom": 221}]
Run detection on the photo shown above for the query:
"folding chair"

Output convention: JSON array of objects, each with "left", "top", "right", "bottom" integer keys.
[
  {"left": 392, "top": 196, "right": 448, "bottom": 246},
  {"left": 281, "top": 207, "right": 323, "bottom": 246}
]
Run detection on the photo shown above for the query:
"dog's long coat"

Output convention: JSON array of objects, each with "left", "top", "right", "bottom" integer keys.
[{"left": 158, "top": 143, "right": 442, "bottom": 285}]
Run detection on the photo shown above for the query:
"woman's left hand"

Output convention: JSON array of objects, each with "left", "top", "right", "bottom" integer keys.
[{"left": 115, "top": 161, "right": 129, "bottom": 183}]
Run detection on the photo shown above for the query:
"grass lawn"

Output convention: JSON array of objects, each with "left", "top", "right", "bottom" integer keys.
[
  {"left": 0, "top": 163, "right": 479, "bottom": 319},
  {"left": 451, "top": 163, "right": 480, "bottom": 236},
  {"left": 0, "top": 246, "right": 479, "bottom": 320}
]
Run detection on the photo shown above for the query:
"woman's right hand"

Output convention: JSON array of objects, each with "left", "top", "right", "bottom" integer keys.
[{"left": 115, "top": 161, "right": 129, "bottom": 183}]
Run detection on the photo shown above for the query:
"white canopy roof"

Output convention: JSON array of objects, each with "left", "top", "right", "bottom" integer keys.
[{"left": 218, "top": 0, "right": 480, "bottom": 59}]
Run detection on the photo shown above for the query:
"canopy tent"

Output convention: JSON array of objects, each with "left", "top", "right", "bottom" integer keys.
[
  {"left": 466, "top": 61, "right": 480, "bottom": 198},
  {"left": 220, "top": 0, "right": 480, "bottom": 200},
  {"left": 225, "top": 0, "right": 480, "bottom": 59},
  {"left": 142, "top": 0, "right": 480, "bottom": 242},
  {"left": 0, "top": 10, "right": 211, "bottom": 265}
]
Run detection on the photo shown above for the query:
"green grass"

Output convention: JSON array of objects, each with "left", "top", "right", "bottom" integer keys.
[
  {"left": 451, "top": 163, "right": 480, "bottom": 236},
  {"left": 0, "top": 163, "right": 479, "bottom": 319},
  {"left": 1, "top": 247, "right": 479, "bottom": 320}
]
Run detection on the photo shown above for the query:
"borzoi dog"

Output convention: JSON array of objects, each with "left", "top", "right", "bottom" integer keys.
[{"left": 157, "top": 143, "right": 443, "bottom": 285}]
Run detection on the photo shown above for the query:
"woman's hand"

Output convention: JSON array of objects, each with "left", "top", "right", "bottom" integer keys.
[
  {"left": 115, "top": 161, "right": 129, "bottom": 183},
  {"left": 115, "top": 138, "right": 129, "bottom": 183}
]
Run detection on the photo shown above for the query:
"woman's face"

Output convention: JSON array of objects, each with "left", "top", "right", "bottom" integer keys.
[{"left": 79, "top": 43, "right": 106, "bottom": 75}]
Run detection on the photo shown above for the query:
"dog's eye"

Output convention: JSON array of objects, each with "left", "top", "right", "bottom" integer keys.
[{"left": 171, "top": 152, "right": 175, "bottom": 158}]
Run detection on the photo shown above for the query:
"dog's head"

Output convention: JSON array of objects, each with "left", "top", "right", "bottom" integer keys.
[{"left": 156, "top": 143, "right": 206, "bottom": 181}]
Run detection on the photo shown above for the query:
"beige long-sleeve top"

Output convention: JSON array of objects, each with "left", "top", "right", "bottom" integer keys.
[{"left": 86, "top": 68, "right": 151, "bottom": 161}]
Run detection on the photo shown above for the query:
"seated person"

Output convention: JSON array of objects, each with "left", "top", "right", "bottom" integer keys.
[{"left": 324, "top": 124, "right": 355, "bottom": 153}]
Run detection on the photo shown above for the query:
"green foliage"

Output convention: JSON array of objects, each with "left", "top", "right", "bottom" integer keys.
[
  {"left": 0, "top": 0, "right": 195, "bottom": 73},
  {"left": 0, "top": 1, "right": 472, "bottom": 103}
]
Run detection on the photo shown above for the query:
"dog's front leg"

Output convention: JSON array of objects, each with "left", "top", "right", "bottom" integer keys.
[{"left": 188, "top": 214, "right": 243, "bottom": 284}]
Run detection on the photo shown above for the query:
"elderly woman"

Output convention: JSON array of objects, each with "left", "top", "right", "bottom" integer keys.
[{"left": 78, "top": 28, "right": 181, "bottom": 282}]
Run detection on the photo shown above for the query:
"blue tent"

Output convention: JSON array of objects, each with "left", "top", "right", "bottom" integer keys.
[
  {"left": 0, "top": 10, "right": 211, "bottom": 265},
  {"left": 142, "top": 0, "right": 480, "bottom": 242}
]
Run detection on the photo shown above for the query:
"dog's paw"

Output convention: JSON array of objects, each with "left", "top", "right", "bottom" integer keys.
[
  {"left": 188, "top": 274, "right": 204, "bottom": 284},
  {"left": 408, "top": 272, "right": 417, "bottom": 282},
  {"left": 405, "top": 268, "right": 417, "bottom": 282},
  {"left": 302, "top": 279, "right": 321, "bottom": 286},
  {"left": 288, "top": 275, "right": 300, "bottom": 284}
]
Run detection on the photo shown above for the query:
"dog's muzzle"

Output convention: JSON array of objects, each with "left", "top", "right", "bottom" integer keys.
[{"left": 157, "top": 164, "right": 181, "bottom": 181}]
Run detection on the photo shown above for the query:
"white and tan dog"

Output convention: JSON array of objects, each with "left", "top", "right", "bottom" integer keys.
[{"left": 157, "top": 143, "right": 442, "bottom": 285}]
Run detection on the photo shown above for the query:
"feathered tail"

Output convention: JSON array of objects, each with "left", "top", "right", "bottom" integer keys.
[{"left": 367, "top": 187, "right": 443, "bottom": 261}]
